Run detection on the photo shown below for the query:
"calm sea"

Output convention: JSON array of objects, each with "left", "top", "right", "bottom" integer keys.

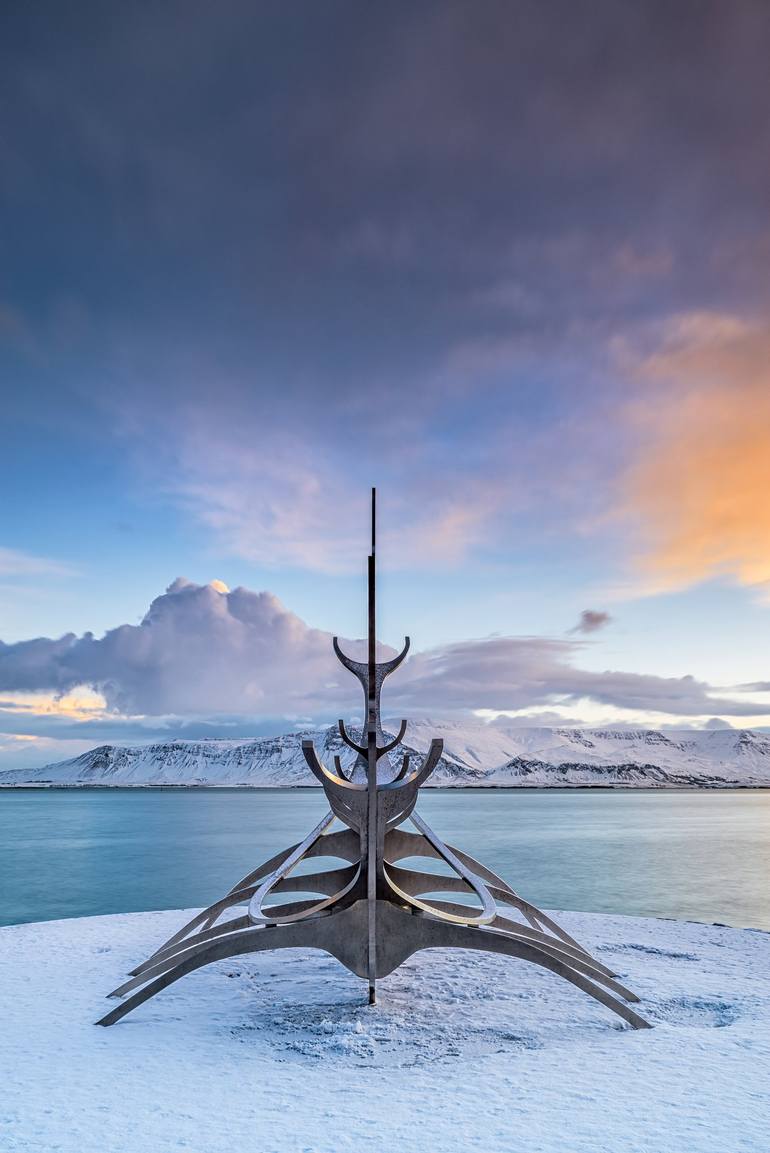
[{"left": 1, "top": 788, "right": 769, "bottom": 929}]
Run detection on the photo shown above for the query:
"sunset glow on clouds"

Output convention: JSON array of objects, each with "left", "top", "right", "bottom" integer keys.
[
  {"left": 620, "top": 314, "right": 770, "bottom": 596},
  {"left": 2, "top": 579, "right": 770, "bottom": 772},
  {"left": 3, "top": 2, "right": 770, "bottom": 766},
  {"left": 0, "top": 688, "right": 107, "bottom": 721}
]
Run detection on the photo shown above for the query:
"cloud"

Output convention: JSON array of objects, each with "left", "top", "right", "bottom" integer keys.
[
  {"left": 0, "top": 579, "right": 341, "bottom": 715},
  {"left": 570, "top": 610, "right": 611, "bottom": 634},
  {"left": 0, "top": 547, "right": 77, "bottom": 578},
  {"left": 7, "top": 1, "right": 770, "bottom": 580},
  {"left": 0, "top": 579, "right": 765, "bottom": 724},
  {"left": 0, "top": 688, "right": 105, "bottom": 721},
  {"left": 393, "top": 636, "right": 762, "bottom": 719},
  {"left": 617, "top": 313, "right": 770, "bottom": 596},
  {"left": 169, "top": 429, "right": 499, "bottom": 574}
]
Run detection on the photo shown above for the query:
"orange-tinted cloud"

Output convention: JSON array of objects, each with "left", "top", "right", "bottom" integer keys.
[
  {"left": 619, "top": 313, "right": 770, "bottom": 595},
  {"left": 0, "top": 689, "right": 107, "bottom": 721}
]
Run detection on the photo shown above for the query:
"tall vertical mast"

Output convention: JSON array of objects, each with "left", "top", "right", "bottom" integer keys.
[
  {"left": 329, "top": 488, "right": 411, "bottom": 1004},
  {"left": 366, "top": 486, "right": 378, "bottom": 1003},
  {"left": 367, "top": 487, "right": 376, "bottom": 733}
]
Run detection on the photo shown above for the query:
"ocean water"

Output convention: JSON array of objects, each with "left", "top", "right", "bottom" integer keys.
[{"left": 1, "top": 787, "right": 769, "bottom": 929}]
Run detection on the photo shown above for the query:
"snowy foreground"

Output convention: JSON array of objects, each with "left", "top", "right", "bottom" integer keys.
[{"left": 1, "top": 910, "right": 769, "bottom": 1153}]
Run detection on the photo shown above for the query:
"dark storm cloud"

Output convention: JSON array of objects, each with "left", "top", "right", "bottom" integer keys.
[
  {"left": 3, "top": 1, "right": 770, "bottom": 568},
  {"left": 5, "top": 0, "right": 769, "bottom": 351}
]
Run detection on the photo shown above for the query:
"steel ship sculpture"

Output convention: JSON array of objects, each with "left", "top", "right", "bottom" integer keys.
[{"left": 98, "top": 490, "right": 650, "bottom": 1029}]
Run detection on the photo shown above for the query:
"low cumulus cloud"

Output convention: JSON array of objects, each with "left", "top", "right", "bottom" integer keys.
[
  {"left": 0, "top": 579, "right": 763, "bottom": 722},
  {"left": 0, "top": 579, "right": 338, "bottom": 715}
]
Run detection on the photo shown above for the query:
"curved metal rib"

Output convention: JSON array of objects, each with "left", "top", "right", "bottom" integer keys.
[
  {"left": 384, "top": 826, "right": 588, "bottom": 954},
  {"left": 139, "top": 838, "right": 309, "bottom": 964},
  {"left": 302, "top": 743, "right": 365, "bottom": 792},
  {"left": 382, "top": 862, "right": 614, "bottom": 977},
  {"left": 119, "top": 903, "right": 347, "bottom": 1002},
  {"left": 118, "top": 873, "right": 363, "bottom": 992},
  {"left": 373, "top": 902, "right": 650, "bottom": 1030},
  {"left": 273, "top": 863, "right": 359, "bottom": 896},
  {"left": 379, "top": 741, "right": 443, "bottom": 801},
  {"left": 251, "top": 867, "right": 362, "bottom": 926},
  {"left": 394, "top": 754, "right": 410, "bottom": 782},
  {"left": 111, "top": 886, "right": 367, "bottom": 999},
  {"left": 332, "top": 635, "right": 410, "bottom": 680},
  {"left": 130, "top": 862, "right": 361, "bottom": 977},
  {"left": 124, "top": 873, "right": 359, "bottom": 988},
  {"left": 410, "top": 898, "right": 638, "bottom": 1001},
  {"left": 302, "top": 743, "right": 368, "bottom": 830},
  {"left": 128, "top": 884, "right": 258, "bottom": 976},
  {"left": 248, "top": 811, "right": 352, "bottom": 925},
  {"left": 383, "top": 810, "right": 496, "bottom": 925},
  {"left": 103, "top": 895, "right": 649, "bottom": 1030},
  {"left": 97, "top": 909, "right": 366, "bottom": 1027},
  {"left": 378, "top": 719, "right": 407, "bottom": 755},
  {"left": 333, "top": 754, "right": 350, "bottom": 781},
  {"left": 141, "top": 817, "right": 347, "bottom": 972},
  {"left": 337, "top": 719, "right": 367, "bottom": 757},
  {"left": 378, "top": 741, "right": 445, "bottom": 834},
  {"left": 406, "top": 740, "right": 443, "bottom": 789},
  {"left": 378, "top": 636, "right": 410, "bottom": 675},
  {"left": 303, "top": 828, "right": 361, "bottom": 863},
  {"left": 433, "top": 924, "right": 650, "bottom": 1029},
  {"left": 223, "top": 840, "right": 303, "bottom": 897},
  {"left": 332, "top": 636, "right": 367, "bottom": 681}
]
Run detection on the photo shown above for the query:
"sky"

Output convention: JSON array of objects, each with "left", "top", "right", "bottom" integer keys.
[{"left": 2, "top": 0, "right": 770, "bottom": 769}]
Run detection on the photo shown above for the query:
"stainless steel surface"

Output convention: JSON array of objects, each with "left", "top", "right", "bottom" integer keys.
[{"left": 98, "top": 489, "right": 651, "bottom": 1030}]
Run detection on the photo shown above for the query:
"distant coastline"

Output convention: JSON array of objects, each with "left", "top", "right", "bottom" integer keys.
[
  {"left": 2, "top": 782, "right": 769, "bottom": 791},
  {"left": 3, "top": 722, "right": 770, "bottom": 789}
]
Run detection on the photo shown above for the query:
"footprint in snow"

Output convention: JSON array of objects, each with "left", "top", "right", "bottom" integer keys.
[
  {"left": 598, "top": 943, "right": 697, "bottom": 961},
  {"left": 653, "top": 996, "right": 741, "bottom": 1028}
]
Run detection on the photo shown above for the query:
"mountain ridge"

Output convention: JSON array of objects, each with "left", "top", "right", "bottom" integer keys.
[{"left": 2, "top": 721, "right": 770, "bottom": 787}]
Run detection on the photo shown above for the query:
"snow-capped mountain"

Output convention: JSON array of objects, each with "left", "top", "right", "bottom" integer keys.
[{"left": 2, "top": 720, "right": 770, "bottom": 787}]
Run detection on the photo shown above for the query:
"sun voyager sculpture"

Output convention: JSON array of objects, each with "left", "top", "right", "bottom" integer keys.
[{"left": 98, "top": 490, "right": 650, "bottom": 1030}]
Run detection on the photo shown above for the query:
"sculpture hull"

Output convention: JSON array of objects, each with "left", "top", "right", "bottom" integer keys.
[{"left": 97, "top": 489, "right": 651, "bottom": 1032}]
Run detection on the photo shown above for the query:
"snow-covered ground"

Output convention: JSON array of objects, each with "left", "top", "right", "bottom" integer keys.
[{"left": 1, "top": 909, "right": 768, "bottom": 1152}]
